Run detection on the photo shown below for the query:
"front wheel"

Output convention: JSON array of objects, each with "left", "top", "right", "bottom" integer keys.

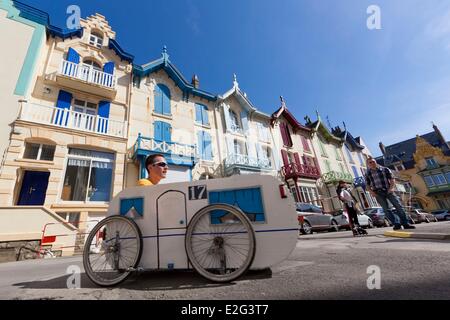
[
  {"left": 83, "top": 215, "right": 143, "bottom": 287},
  {"left": 185, "top": 204, "right": 256, "bottom": 283}
]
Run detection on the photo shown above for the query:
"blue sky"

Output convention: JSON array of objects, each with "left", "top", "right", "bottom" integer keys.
[{"left": 19, "top": 0, "right": 450, "bottom": 156}]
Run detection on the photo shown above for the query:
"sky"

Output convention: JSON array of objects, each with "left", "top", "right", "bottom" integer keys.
[{"left": 18, "top": 0, "right": 450, "bottom": 156}]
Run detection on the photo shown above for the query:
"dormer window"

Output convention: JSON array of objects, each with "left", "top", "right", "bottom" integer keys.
[
  {"left": 425, "top": 157, "right": 438, "bottom": 169},
  {"left": 89, "top": 31, "right": 103, "bottom": 48},
  {"left": 230, "top": 110, "right": 241, "bottom": 131}
]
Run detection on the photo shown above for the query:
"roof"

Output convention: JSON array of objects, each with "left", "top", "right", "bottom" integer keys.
[
  {"left": 12, "top": 1, "right": 134, "bottom": 62},
  {"left": 379, "top": 131, "right": 450, "bottom": 169},
  {"left": 332, "top": 126, "right": 365, "bottom": 151},
  {"left": 271, "top": 97, "right": 311, "bottom": 133},
  {"left": 133, "top": 48, "right": 217, "bottom": 102},
  {"left": 304, "top": 115, "right": 342, "bottom": 144}
]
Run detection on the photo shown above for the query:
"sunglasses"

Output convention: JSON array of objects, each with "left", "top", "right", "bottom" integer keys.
[{"left": 153, "top": 161, "right": 168, "bottom": 168}]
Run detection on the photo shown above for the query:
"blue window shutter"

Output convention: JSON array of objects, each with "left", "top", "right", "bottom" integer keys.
[
  {"left": 103, "top": 62, "right": 115, "bottom": 88},
  {"left": 67, "top": 48, "right": 80, "bottom": 64},
  {"left": 98, "top": 101, "right": 110, "bottom": 133},
  {"left": 203, "top": 131, "right": 212, "bottom": 160},
  {"left": 197, "top": 131, "right": 204, "bottom": 159},
  {"left": 154, "top": 121, "right": 162, "bottom": 141},
  {"left": 154, "top": 85, "right": 163, "bottom": 114},
  {"left": 55, "top": 90, "right": 72, "bottom": 126},
  {"left": 241, "top": 111, "right": 249, "bottom": 132},
  {"left": 352, "top": 166, "right": 359, "bottom": 178},
  {"left": 157, "top": 84, "right": 171, "bottom": 115},
  {"left": 195, "top": 104, "right": 202, "bottom": 123},
  {"left": 103, "top": 62, "right": 114, "bottom": 74},
  {"left": 162, "top": 122, "right": 171, "bottom": 142}
]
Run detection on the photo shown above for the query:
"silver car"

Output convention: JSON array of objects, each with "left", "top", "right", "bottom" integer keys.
[{"left": 297, "top": 203, "right": 339, "bottom": 234}]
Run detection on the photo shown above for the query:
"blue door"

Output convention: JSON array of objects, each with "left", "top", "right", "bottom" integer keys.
[{"left": 17, "top": 171, "right": 50, "bottom": 205}]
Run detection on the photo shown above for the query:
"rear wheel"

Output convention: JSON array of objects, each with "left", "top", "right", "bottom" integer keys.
[
  {"left": 383, "top": 219, "right": 390, "bottom": 227},
  {"left": 367, "top": 220, "right": 374, "bottom": 229},
  {"left": 185, "top": 204, "right": 256, "bottom": 283},
  {"left": 83, "top": 215, "right": 143, "bottom": 287},
  {"left": 302, "top": 221, "right": 312, "bottom": 235}
]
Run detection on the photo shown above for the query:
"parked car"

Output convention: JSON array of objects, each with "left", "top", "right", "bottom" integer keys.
[
  {"left": 409, "top": 209, "right": 438, "bottom": 223},
  {"left": 331, "top": 209, "right": 374, "bottom": 230},
  {"left": 380, "top": 208, "right": 416, "bottom": 225},
  {"left": 296, "top": 203, "right": 339, "bottom": 234},
  {"left": 364, "top": 207, "right": 392, "bottom": 227},
  {"left": 431, "top": 209, "right": 450, "bottom": 221}
]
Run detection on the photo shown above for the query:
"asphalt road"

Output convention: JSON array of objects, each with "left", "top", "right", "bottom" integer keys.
[{"left": 1, "top": 221, "right": 449, "bottom": 300}]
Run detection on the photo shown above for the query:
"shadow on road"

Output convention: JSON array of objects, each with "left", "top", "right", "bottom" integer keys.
[{"left": 12, "top": 268, "right": 272, "bottom": 291}]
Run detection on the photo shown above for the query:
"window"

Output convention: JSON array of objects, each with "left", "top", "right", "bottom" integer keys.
[
  {"left": 23, "top": 142, "right": 56, "bottom": 161},
  {"left": 357, "top": 153, "right": 365, "bottom": 166},
  {"left": 426, "top": 157, "right": 438, "bottom": 168},
  {"left": 195, "top": 103, "right": 209, "bottom": 126},
  {"left": 61, "top": 148, "right": 114, "bottom": 202},
  {"left": 345, "top": 145, "right": 354, "bottom": 163},
  {"left": 154, "top": 84, "right": 171, "bottom": 115},
  {"left": 83, "top": 59, "right": 101, "bottom": 70},
  {"left": 72, "top": 99, "right": 97, "bottom": 131},
  {"left": 300, "top": 186, "right": 320, "bottom": 206},
  {"left": 301, "top": 135, "right": 310, "bottom": 152},
  {"left": 335, "top": 147, "right": 341, "bottom": 160},
  {"left": 351, "top": 166, "right": 359, "bottom": 178},
  {"left": 230, "top": 110, "right": 241, "bottom": 131},
  {"left": 280, "top": 123, "right": 293, "bottom": 147},
  {"left": 257, "top": 122, "right": 270, "bottom": 142},
  {"left": 89, "top": 31, "right": 103, "bottom": 48},
  {"left": 432, "top": 174, "right": 447, "bottom": 185},
  {"left": 424, "top": 175, "right": 435, "bottom": 187},
  {"left": 234, "top": 139, "right": 244, "bottom": 155},
  {"left": 132, "top": 75, "right": 141, "bottom": 88},
  {"left": 325, "top": 160, "right": 331, "bottom": 172},
  {"left": 197, "top": 131, "right": 213, "bottom": 160},
  {"left": 318, "top": 139, "right": 328, "bottom": 157},
  {"left": 56, "top": 212, "right": 81, "bottom": 228}
]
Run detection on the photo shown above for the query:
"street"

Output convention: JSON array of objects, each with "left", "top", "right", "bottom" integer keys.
[{"left": 1, "top": 222, "right": 450, "bottom": 300}]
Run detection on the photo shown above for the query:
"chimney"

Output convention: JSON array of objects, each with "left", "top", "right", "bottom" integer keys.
[
  {"left": 432, "top": 123, "right": 446, "bottom": 145},
  {"left": 379, "top": 142, "right": 386, "bottom": 155},
  {"left": 191, "top": 74, "right": 199, "bottom": 89}
]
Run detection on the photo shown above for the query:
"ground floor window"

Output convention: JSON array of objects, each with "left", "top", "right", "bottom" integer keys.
[
  {"left": 61, "top": 148, "right": 114, "bottom": 202},
  {"left": 436, "top": 197, "right": 450, "bottom": 209},
  {"left": 56, "top": 212, "right": 81, "bottom": 228},
  {"left": 300, "top": 186, "right": 320, "bottom": 206}
]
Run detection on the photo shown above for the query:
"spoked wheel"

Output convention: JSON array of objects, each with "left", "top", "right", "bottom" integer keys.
[
  {"left": 185, "top": 204, "right": 256, "bottom": 283},
  {"left": 83, "top": 215, "right": 143, "bottom": 287}
]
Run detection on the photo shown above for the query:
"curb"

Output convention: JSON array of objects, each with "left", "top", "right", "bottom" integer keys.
[{"left": 384, "top": 231, "right": 450, "bottom": 240}]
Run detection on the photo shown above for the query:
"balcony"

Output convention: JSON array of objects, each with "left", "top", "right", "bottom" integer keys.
[
  {"left": 224, "top": 153, "right": 272, "bottom": 176},
  {"left": 56, "top": 60, "right": 117, "bottom": 99},
  {"left": 353, "top": 176, "right": 366, "bottom": 188},
  {"left": 281, "top": 163, "right": 320, "bottom": 180},
  {"left": 18, "top": 102, "right": 127, "bottom": 138},
  {"left": 133, "top": 135, "right": 197, "bottom": 167},
  {"left": 321, "top": 171, "right": 353, "bottom": 184}
]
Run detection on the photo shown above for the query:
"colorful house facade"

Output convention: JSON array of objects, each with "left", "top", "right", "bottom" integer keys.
[
  {"left": 0, "top": 11, "right": 133, "bottom": 228},
  {"left": 271, "top": 98, "right": 321, "bottom": 206}
]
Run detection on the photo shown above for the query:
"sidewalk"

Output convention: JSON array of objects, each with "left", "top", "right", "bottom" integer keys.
[{"left": 384, "top": 221, "right": 450, "bottom": 240}]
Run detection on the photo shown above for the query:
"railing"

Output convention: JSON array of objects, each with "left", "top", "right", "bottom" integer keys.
[
  {"left": 224, "top": 153, "right": 272, "bottom": 169},
  {"left": 19, "top": 102, "right": 127, "bottom": 138},
  {"left": 59, "top": 60, "right": 116, "bottom": 89},
  {"left": 134, "top": 135, "right": 197, "bottom": 159},
  {"left": 321, "top": 171, "right": 353, "bottom": 184},
  {"left": 281, "top": 162, "right": 320, "bottom": 179},
  {"left": 353, "top": 176, "right": 366, "bottom": 187}
]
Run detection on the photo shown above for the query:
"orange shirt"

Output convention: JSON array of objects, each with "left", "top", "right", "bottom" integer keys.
[{"left": 138, "top": 179, "right": 154, "bottom": 186}]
